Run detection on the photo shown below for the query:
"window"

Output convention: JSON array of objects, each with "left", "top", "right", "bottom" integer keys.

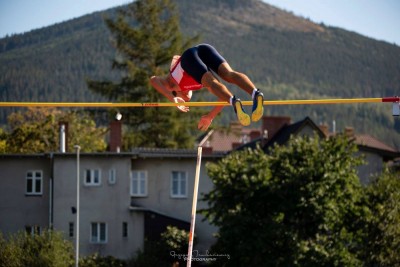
[
  {"left": 84, "top": 169, "right": 101, "bottom": 186},
  {"left": 122, "top": 222, "right": 128, "bottom": 238},
  {"left": 171, "top": 171, "right": 187, "bottom": 198},
  {"left": 90, "top": 222, "right": 107, "bottom": 243},
  {"left": 130, "top": 171, "right": 147, "bottom": 197},
  {"left": 108, "top": 169, "right": 116, "bottom": 185},
  {"left": 69, "top": 222, "right": 74, "bottom": 238},
  {"left": 26, "top": 170, "right": 43, "bottom": 195},
  {"left": 25, "top": 225, "right": 41, "bottom": 236}
]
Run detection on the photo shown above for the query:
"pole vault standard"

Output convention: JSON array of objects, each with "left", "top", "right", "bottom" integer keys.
[
  {"left": 0, "top": 96, "right": 399, "bottom": 108},
  {"left": 187, "top": 130, "right": 214, "bottom": 267}
]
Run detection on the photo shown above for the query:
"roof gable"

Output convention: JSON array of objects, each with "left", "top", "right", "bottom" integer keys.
[{"left": 263, "top": 117, "right": 326, "bottom": 150}]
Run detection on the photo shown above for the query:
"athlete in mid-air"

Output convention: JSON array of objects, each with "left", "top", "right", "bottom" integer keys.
[{"left": 150, "top": 43, "right": 264, "bottom": 131}]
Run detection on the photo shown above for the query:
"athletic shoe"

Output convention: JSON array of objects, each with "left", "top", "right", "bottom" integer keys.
[
  {"left": 232, "top": 96, "right": 251, "bottom": 126},
  {"left": 251, "top": 89, "right": 264, "bottom": 122}
]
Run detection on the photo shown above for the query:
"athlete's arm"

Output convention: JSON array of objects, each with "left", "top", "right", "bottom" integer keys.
[
  {"left": 150, "top": 75, "right": 189, "bottom": 112},
  {"left": 175, "top": 90, "right": 192, "bottom": 101},
  {"left": 198, "top": 102, "right": 224, "bottom": 131},
  {"left": 150, "top": 76, "right": 175, "bottom": 102}
]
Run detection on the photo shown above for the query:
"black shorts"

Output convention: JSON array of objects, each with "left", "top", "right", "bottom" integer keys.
[{"left": 180, "top": 44, "right": 226, "bottom": 84}]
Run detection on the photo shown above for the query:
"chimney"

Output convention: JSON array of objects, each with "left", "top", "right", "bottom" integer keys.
[
  {"left": 319, "top": 123, "right": 329, "bottom": 137},
  {"left": 230, "top": 121, "right": 243, "bottom": 135},
  {"left": 202, "top": 139, "right": 213, "bottom": 155},
  {"left": 249, "top": 130, "right": 260, "bottom": 141},
  {"left": 344, "top": 127, "right": 355, "bottom": 138},
  {"left": 202, "top": 146, "right": 213, "bottom": 155},
  {"left": 262, "top": 116, "right": 291, "bottom": 140},
  {"left": 59, "top": 122, "right": 68, "bottom": 153},
  {"left": 332, "top": 120, "right": 336, "bottom": 135},
  {"left": 232, "top": 142, "right": 242, "bottom": 150},
  {"left": 261, "top": 129, "right": 268, "bottom": 147},
  {"left": 110, "top": 121, "right": 122, "bottom": 152}
]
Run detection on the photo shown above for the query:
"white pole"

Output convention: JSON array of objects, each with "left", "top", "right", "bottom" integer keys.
[
  {"left": 187, "top": 130, "right": 214, "bottom": 267},
  {"left": 74, "top": 145, "right": 81, "bottom": 267},
  {"left": 60, "top": 124, "right": 66, "bottom": 153}
]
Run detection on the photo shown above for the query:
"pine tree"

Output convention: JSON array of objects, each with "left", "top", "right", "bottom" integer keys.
[{"left": 87, "top": 0, "right": 200, "bottom": 149}]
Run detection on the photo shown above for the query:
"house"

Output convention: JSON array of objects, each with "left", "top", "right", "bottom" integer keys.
[
  {"left": 347, "top": 128, "right": 399, "bottom": 184},
  {"left": 203, "top": 116, "right": 399, "bottom": 183},
  {"left": 0, "top": 149, "right": 223, "bottom": 259}
]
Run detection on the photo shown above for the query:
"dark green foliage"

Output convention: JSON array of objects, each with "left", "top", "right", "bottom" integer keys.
[
  {"left": 128, "top": 226, "right": 192, "bottom": 267},
  {"left": 0, "top": 227, "right": 191, "bottom": 267},
  {"left": 361, "top": 169, "right": 400, "bottom": 266},
  {"left": 0, "top": 230, "right": 74, "bottom": 267},
  {"left": 202, "top": 135, "right": 367, "bottom": 266},
  {"left": 80, "top": 254, "right": 126, "bottom": 267},
  {"left": 0, "top": 230, "right": 126, "bottom": 267}
]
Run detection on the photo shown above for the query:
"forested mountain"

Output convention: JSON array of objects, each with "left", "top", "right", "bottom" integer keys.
[{"left": 1, "top": 0, "right": 399, "bottom": 147}]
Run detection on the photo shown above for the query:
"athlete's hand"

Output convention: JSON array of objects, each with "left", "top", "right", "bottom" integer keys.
[
  {"left": 173, "top": 97, "right": 189, "bottom": 112},
  {"left": 198, "top": 115, "right": 213, "bottom": 131}
]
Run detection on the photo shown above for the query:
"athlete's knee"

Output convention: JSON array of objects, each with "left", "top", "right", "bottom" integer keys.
[
  {"left": 207, "top": 77, "right": 224, "bottom": 92},
  {"left": 201, "top": 73, "right": 223, "bottom": 91},
  {"left": 220, "top": 69, "right": 245, "bottom": 83},
  {"left": 201, "top": 72, "right": 217, "bottom": 86}
]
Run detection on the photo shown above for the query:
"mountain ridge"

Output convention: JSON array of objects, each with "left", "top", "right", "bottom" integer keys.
[{"left": 0, "top": 0, "right": 399, "bottom": 147}]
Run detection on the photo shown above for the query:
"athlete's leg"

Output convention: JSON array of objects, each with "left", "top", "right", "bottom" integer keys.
[
  {"left": 218, "top": 62, "right": 264, "bottom": 122},
  {"left": 201, "top": 71, "right": 232, "bottom": 102},
  {"left": 217, "top": 62, "right": 255, "bottom": 95},
  {"left": 201, "top": 72, "right": 250, "bottom": 126}
]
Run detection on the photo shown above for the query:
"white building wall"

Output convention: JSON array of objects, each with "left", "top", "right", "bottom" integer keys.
[
  {"left": 52, "top": 154, "right": 142, "bottom": 260},
  {"left": 0, "top": 156, "right": 50, "bottom": 235}
]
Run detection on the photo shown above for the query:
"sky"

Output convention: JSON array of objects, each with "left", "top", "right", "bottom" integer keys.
[
  {"left": 0, "top": 0, "right": 399, "bottom": 45},
  {"left": 265, "top": 0, "right": 400, "bottom": 45}
]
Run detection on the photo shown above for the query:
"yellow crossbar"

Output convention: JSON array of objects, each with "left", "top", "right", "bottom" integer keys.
[{"left": 0, "top": 97, "right": 393, "bottom": 108}]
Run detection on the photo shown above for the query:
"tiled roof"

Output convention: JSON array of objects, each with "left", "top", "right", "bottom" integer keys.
[
  {"left": 257, "top": 117, "right": 325, "bottom": 151},
  {"left": 354, "top": 134, "right": 398, "bottom": 153},
  {"left": 205, "top": 127, "right": 259, "bottom": 152},
  {"left": 264, "top": 117, "right": 319, "bottom": 148},
  {"left": 130, "top": 147, "right": 225, "bottom": 158},
  {"left": 222, "top": 116, "right": 399, "bottom": 160}
]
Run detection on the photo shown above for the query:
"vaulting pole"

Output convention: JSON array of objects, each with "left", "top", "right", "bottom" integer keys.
[
  {"left": 187, "top": 130, "right": 214, "bottom": 267},
  {"left": 0, "top": 96, "right": 398, "bottom": 108}
]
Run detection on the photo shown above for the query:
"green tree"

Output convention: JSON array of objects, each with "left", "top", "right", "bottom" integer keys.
[
  {"left": 87, "top": 0, "right": 200, "bottom": 149},
  {"left": 361, "top": 169, "right": 400, "bottom": 266},
  {"left": 202, "top": 135, "right": 366, "bottom": 266},
  {"left": 129, "top": 226, "right": 192, "bottom": 267},
  {"left": 0, "top": 128, "right": 6, "bottom": 153},
  {"left": 0, "top": 230, "right": 74, "bottom": 267},
  {"left": 79, "top": 254, "right": 126, "bottom": 267},
  {"left": 2, "top": 108, "right": 107, "bottom": 153},
  {"left": 0, "top": 232, "right": 24, "bottom": 267}
]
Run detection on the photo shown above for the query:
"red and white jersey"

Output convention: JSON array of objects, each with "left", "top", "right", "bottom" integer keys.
[{"left": 170, "top": 56, "right": 203, "bottom": 91}]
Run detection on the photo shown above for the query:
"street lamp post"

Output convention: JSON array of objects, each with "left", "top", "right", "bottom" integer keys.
[{"left": 74, "top": 145, "right": 81, "bottom": 267}]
